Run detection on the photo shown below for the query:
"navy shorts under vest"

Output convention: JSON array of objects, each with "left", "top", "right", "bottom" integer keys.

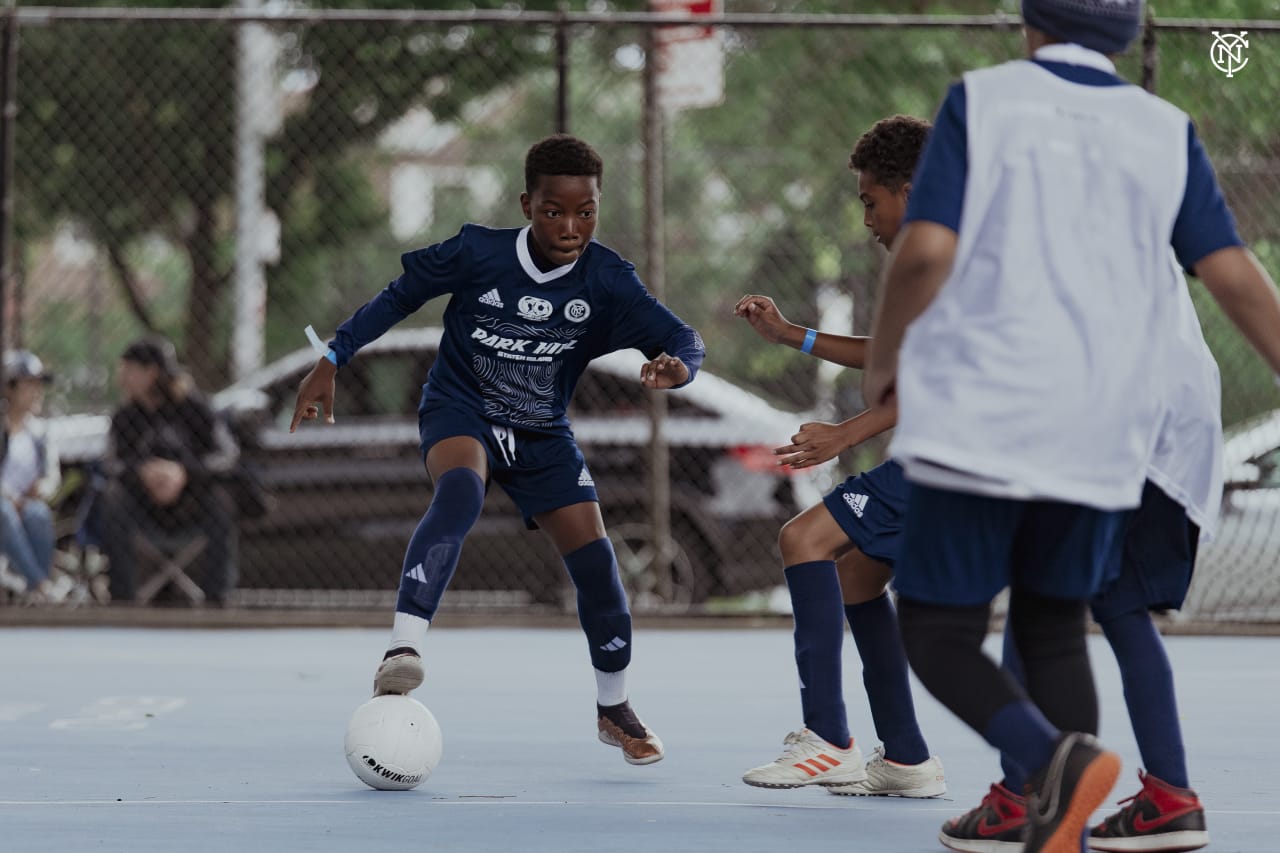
[
  {"left": 1091, "top": 480, "right": 1199, "bottom": 623},
  {"left": 822, "top": 459, "right": 910, "bottom": 567},
  {"left": 418, "top": 403, "right": 597, "bottom": 528},
  {"left": 894, "top": 482, "right": 1129, "bottom": 606}
]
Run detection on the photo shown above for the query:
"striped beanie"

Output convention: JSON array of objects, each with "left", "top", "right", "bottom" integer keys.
[{"left": 1022, "top": 0, "right": 1144, "bottom": 55}]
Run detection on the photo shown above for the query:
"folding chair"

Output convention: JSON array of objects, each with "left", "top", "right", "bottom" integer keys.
[
  {"left": 132, "top": 531, "right": 210, "bottom": 606},
  {"left": 50, "top": 464, "right": 111, "bottom": 607}
]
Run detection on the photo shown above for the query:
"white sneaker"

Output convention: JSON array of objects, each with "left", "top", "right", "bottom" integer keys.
[
  {"left": 742, "top": 729, "right": 867, "bottom": 789},
  {"left": 38, "top": 573, "right": 77, "bottom": 604},
  {"left": 0, "top": 560, "right": 28, "bottom": 595},
  {"left": 373, "top": 647, "right": 424, "bottom": 696},
  {"left": 827, "top": 744, "right": 947, "bottom": 797}
]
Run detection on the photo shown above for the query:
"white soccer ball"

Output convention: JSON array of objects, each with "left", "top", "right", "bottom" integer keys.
[{"left": 344, "top": 695, "right": 443, "bottom": 791}]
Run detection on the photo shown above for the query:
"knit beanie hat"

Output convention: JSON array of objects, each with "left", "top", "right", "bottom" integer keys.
[{"left": 1022, "top": 0, "right": 1144, "bottom": 55}]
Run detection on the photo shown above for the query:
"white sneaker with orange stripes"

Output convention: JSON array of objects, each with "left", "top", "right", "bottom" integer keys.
[{"left": 742, "top": 729, "right": 867, "bottom": 789}]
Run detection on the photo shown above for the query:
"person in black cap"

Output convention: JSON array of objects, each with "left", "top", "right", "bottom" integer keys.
[
  {"left": 1, "top": 350, "right": 63, "bottom": 601},
  {"left": 861, "top": 1, "right": 1280, "bottom": 851},
  {"left": 99, "top": 336, "right": 240, "bottom": 606}
]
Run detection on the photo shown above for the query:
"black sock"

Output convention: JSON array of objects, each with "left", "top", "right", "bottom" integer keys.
[{"left": 598, "top": 700, "right": 647, "bottom": 738}]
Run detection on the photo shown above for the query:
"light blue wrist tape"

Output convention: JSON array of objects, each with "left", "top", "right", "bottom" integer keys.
[
  {"left": 325, "top": 349, "right": 338, "bottom": 366},
  {"left": 801, "top": 327, "right": 818, "bottom": 355}
]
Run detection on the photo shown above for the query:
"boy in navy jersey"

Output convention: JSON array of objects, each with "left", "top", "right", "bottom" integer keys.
[
  {"left": 863, "top": 2, "right": 1280, "bottom": 851},
  {"left": 291, "top": 134, "right": 705, "bottom": 765},
  {"left": 734, "top": 115, "right": 945, "bottom": 798}
]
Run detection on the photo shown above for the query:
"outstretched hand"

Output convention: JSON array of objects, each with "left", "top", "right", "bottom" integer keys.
[
  {"left": 774, "top": 421, "right": 850, "bottom": 469},
  {"left": 640, "top": 354, "right": 689, "bottom": 390},
  {"left": 733, "top": 294, "right": 790, "bottom": 344},
  {"left": 290, "top": 358, "right": 338, "bottom": 432}
]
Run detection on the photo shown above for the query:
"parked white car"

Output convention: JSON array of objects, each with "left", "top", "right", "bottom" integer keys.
[
  {"left": 1184, "top": 409, "right": 1280, "bottom": 622},
  {"left": 49, "top": 326, "right": 832, "bottom": 609}
]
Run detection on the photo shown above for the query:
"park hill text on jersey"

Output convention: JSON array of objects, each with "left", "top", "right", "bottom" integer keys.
[{"left": 470, "top": 327, "right": 578, "bottom": 361}]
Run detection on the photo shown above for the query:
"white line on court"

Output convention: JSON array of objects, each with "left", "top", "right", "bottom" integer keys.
[{"left": 1, "top": 800, "right": 1278, "bottom": 816}]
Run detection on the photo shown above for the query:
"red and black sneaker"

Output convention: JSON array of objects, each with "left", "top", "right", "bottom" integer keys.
[
  {"left": 939, "top": 782, "right": 1027, "bottom": 853},
  {"left": 1089, "top": 770, "right": 1209, "bottom": 852}
]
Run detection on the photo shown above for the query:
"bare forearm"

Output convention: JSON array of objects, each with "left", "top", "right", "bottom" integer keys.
[
  {"left": 779, "top": 324, "right": 870, "bottom": 368},
  {"left": 1197, "top": 247, "right": 1280, "bottom": 376},
  {"left": 841, "top": 402, "right": 898, "bottom": 446}
]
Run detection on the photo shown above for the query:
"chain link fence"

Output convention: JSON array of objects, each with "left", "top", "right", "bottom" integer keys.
[{"left": 3, "top": 7, "right": 1278, "bottom": 621}]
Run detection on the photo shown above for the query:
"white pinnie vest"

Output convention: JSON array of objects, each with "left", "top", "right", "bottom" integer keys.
[
  {"left": 1148, "top": 254, "right": 1223, "bottom": 540},
  {"left": 892, "top": 45, "right": 1192, "bottom": 510}
]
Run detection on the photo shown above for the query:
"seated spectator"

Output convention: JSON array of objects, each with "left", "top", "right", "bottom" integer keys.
[
  {"left": 1, "top": 350, "right": 63, "bottom": 602},
  {"left": 100, "top": 336, "right": 239, "bottom": 606}
]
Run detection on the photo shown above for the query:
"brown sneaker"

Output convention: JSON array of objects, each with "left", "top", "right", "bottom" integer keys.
[{"left": 597, "top": 700, "right": 665, "bottom": 765}]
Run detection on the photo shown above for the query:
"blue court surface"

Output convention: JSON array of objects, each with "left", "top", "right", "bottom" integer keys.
[{"left": 2, "top": 626, "right": 1277, "bottom": 853}]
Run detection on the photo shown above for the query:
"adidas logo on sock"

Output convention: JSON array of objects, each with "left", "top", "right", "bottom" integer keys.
[
  {"left": 599, "top": 636, "right": 628, "bottom": 652},
  {"left": 843, "top": 492, "right": 869, "bottom": 518},
  {"left": 479, "top": 288, "right": 504, "bottom": 308},
  {"left": 405, "top": 564, "right": 428, "bottom": 583},
  {"left": 578, "top": 466, "right": 595, "bottom": 487}
]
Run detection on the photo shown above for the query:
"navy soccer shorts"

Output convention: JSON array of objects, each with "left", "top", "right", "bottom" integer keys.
[
  {"left": 418, "top": 403, "right": 597, "bottom": 528},
  {"left": 893, "top": 482, "right": 1129, "bottom": 606},
  {"left": 822, "top": 459, "right": 910, "bottom": 567},
  {"left": 1091, "top": 480, "right": 1199, "bottom": 622}
]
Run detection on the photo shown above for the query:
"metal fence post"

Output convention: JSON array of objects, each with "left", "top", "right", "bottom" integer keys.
[
  {"left": 1141, "top": 7, "right": 1158, "bottom": 94},
  {"left": 0, "top": 3, "right": 18, "bottom": 462},
  {"left": 555, "top": 2, "right": 569, "bottom": 134},
  {"left": 642, "top": 22, "right": 673, "bottom": 605}
]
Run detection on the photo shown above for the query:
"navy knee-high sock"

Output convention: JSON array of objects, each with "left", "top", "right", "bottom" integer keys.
[
  {"left": 787, "top": 561, "right": 850, "bottom": 748},
  {"left": 564, "top": 538, "right": 632, "bottom": 673},
  {"left": 1100, "top": 610, "right": 1189, "bottom": 788},
  {"left": 395, "top": 468, "right": 485, "bottom": 620},
  {"left": 845, "top": 593, "right": 930, "bottom": 764}
]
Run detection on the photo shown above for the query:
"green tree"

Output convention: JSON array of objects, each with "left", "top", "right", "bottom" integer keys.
[{"left": 15, "top": 0, "right": 613, "bottom": 388}]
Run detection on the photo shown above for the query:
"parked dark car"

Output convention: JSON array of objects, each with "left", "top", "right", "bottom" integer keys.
[{"left": 51, "top": 327, "right": 828, "bottom": 610}]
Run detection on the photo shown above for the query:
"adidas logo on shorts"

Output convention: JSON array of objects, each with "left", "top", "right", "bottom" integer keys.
[
  {"left": 479, "top": 288, "right": 504, "bottom": 308},
  {"left": 843, "top": 492, "right": 869, "bottom": 518},
  {"left": 578, "top": 466, "right": 595, "bottom": 487}
]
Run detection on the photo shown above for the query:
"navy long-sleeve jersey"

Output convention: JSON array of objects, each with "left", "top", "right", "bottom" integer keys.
[{"left": 329, "top": 224, "right": 706, "bottom": 434}]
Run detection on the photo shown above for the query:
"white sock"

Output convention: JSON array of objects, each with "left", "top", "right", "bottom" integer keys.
[
  {"left": 389, "top": 612, "right": 430, "bottom": 655},
  {"left": 595, "top": 668, "right": 628, "bottom": 707}
]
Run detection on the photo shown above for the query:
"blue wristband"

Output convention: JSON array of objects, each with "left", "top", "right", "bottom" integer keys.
[
  {"left": 801, "top": 327, "right": 818, "bottom": 355},
  {"left": 325, "top": 349, "right": 338, "bottom": 366}
]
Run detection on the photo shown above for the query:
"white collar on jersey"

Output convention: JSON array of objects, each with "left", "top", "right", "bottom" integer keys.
[
  {"left": 516, "top": 225, "right": 580, "bottom": 284},
  {"left": 1032, "top": 42, "right": 1117, "bottom": 75}
]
